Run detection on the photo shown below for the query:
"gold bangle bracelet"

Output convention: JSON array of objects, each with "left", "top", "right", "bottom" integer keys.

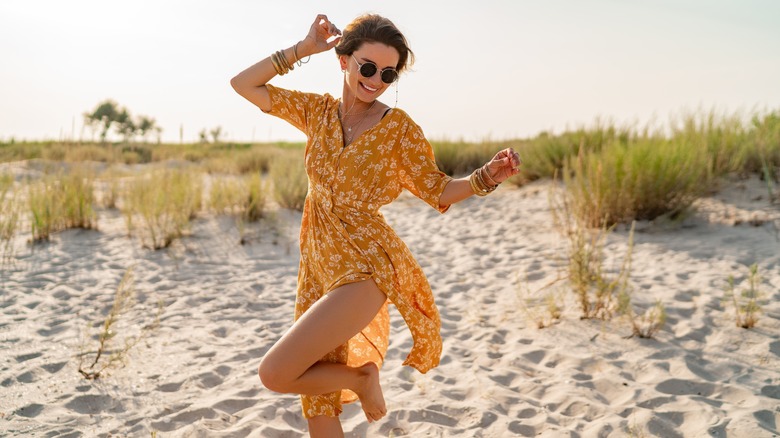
[
  {"left": 275, "top": 51, "right": 288, "bottom": 73},
  {"left": 482, "top": 164, "right": 498, "bottom": 187},
  {"left": 474, "top": 168, "right": 495, "bottom": 195},
  {"left": 479, "top": 166, "right": 497, "bottom": 192},
  {"left": 270, "top": 52, "right": 285, "bottom": 75},
  {"left": 278, "top": 50, "right": 293, "bottom": 72},
  {"left": 470, "top": 170, "right": 489, "bottom": 196}
]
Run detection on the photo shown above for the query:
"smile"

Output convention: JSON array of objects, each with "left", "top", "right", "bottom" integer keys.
[{"left": 360, "top": 82, "right": 378, "bottom": 93}]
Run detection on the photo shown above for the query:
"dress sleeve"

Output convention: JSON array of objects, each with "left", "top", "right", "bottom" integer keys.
[
  {"left": 262, "top": 84, "right": 323, "bottom": 134},
  {"left": 396, "top": 118, "right": 453, "bottom": 214}
]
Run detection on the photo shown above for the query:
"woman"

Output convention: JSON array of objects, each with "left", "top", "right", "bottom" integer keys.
[{"left": 231, "top": 13, "right": 521, "bottom": 437}]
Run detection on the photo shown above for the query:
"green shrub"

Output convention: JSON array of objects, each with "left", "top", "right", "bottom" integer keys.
[
  {"left": 746, "top": 111, "right": 780, "bottom": 200},
  {"left": 431, "top": 140, "right": 498, "bottom": 176},
  {"left": 270, "top": 152, "right": 307, "bottom": 211},
  {"left": 27, "top": 168, "right": 97, "bottom": 242},
  {"left": 65, "top": 145, "right": 115, "bottom": 162},
  {"left": 122, "top": 168, "right": 203, "bottom": 249},
  {"left": 60, "top": 167, "right": 98, "bottom": 229},
  {"left": 244, "top": 173, "right": 268, "bottom": 222},
  {"left": 563, "top": 137, "right": 711, "bottom": 227},
  {"left": 510, "top": 121, "right": 635, "bottom": 185},
  {"left": 235, "top": 147, "right": 277, "bottom": 174},
  {"left": 551, "top": 183, "right": 635, "bottom": 320},
  {"left": 209, "top": 176, "right": 245, "bottom": 215},
  {"left": 0, "top": 175, "right": 20, "bottom": 261},
  {"left": 724, "top": 264, "right": 765, "bottom": 329},
  {"left": 670, "top": 110, "right": 749, "bottom": 178}
]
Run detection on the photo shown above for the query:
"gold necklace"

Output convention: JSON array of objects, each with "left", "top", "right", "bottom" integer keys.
[{"left": 340, "top": 100, "right": 377, "bottom": 145}]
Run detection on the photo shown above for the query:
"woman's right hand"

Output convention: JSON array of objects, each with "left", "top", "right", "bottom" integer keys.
[{"left": 299, "top": 14, "right": 342, "bottom": 57}]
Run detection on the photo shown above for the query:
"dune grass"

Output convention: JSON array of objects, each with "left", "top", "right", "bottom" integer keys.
[
  {"left": 516, "top": 274, "right": 564, "bottom": 329},
  {"left": 550, "top": 181, "right": 634, "bottom": 320},
  {"left": 4, "top": 108, "right": 779, "bottom": 228},
  {"left": 724, "top": 264, "right": 765, "bottom": 329},
  {"left": 210, "top": 173, "right": 270, "bottom": 244},
  {"left": 270, "top": 151, "right": 308, "bottom": 211},
  {"left": 122, "top": 168, "right": 203, "bottom": 249},
  {"left": 209, "top": 173, "right": 268, "bottom": 220},
  {"left": 562, "top": 136, "right": 711, "bottom": 228},
  {"left": 60, "top": 167, "right": 98, "bottom": 230},
  {"left": 27, "top": 167, "right": 98, "bottom": 242},
  {"left": 430, "top": 139, "right": 504, "bottom": 176},
  {"left": 78, "top": 266, "right": 162, "bottom": 380},
  {"left": 96, "top": 169, "right": 123, "bottom": 209},
  {"left": 510, "top": 121, "right": 636, "bottom": 184},
  {"left": 0, "top": 174, "right": 20, "bottom": 262}
]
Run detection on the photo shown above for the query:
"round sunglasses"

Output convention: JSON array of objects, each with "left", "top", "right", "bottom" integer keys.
[{"left": 352, "top": 55, "right": 398, "bottom": 84}]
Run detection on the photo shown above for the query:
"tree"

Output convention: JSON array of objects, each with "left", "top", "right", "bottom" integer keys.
[
  {"left": 210, "top": 126, "right": 223, "bottom": 143},
  {"left": 115, "top": 108, "right": 136, "bottom": 143},
  {"left": 85, "top": 100, "right": 119, "bottom": 143},
  {"left": 136, "top": 116, "right": 158, "bottom": 143}
]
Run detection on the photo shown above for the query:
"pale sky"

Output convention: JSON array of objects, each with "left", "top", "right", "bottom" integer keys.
[{"left": 1, "top": 0, "right": 779, "bottom": 144}]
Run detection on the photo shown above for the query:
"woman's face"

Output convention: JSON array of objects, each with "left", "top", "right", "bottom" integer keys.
[{"left": 341, "top": 41, "right": 400, "bottom": 103}]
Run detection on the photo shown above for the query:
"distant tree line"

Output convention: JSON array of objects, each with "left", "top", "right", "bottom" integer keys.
[{"left": 84, "top": 100, "right": 161, "bottom": 144}]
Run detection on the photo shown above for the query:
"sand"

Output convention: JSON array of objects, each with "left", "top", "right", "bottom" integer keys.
[{"left": 1, "top": 163, "right": 779, "bottom": 437}]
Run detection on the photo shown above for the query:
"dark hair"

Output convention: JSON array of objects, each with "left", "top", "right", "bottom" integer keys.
[{"left": 335, "top": 14, "right": 415, "bottom": 73}]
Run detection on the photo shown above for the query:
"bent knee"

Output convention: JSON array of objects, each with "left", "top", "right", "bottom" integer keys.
[{"left": 258, "top": 356, "right": 294, "bottom": 393}]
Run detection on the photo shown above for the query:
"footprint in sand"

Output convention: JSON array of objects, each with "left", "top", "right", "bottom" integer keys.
[
  {"left": 655, "top": 378, "right": 717, "bottom": 397},
  {"left": 64, "top": 394, "right": 114, "bottom": 415},
  {"left": 15, "top": 352, "right": 42, "bottom": 363},
  {"left": 15, "top": 403, "right": 45, "bottom": 418},
  {"left": 760, "top": 385, "right": 780, "bottom": 400}
]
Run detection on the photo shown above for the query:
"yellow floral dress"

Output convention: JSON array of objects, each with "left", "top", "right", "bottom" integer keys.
[{"left": 264, "top": 84, "right": 452, "bottom": 418}]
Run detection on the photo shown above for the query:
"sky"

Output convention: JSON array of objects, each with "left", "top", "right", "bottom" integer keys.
[{"left": 1, "top": 0, "right": 779, "bottom": 144}]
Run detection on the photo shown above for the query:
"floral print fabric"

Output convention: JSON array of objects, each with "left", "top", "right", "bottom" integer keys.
[{"left": 264, "top": 84, "right": 452, "bottom": 418}]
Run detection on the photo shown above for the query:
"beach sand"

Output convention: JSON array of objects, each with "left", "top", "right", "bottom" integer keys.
[{"left": 1, "top": 164, "right": 779, "bottom": 437}]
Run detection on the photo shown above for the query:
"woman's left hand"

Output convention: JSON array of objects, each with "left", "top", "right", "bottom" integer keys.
[{"left": 485, "top": 148, "right": 522, "bottom": 184}]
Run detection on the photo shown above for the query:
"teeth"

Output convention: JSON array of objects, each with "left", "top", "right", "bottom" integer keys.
[{"left": 362, "top": 83, "right": 377, "bottom": 92}]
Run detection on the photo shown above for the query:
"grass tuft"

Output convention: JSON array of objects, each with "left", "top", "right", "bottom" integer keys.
[
  {"left": 431, "top": 140, "right": 500, "bottom": 176},
  {"left": 270, "top": 152, "right": 307, "bottom": 211},
  {"left": 0, "top": 174, "right": 20, "bottom": 263},
  {"left": 516, "top": 274, "right": 565, "bottom": 329},
  {"left": 122, "top": 168, "right": 202, "bottom": 249},
  {"left": 27, "top": 168, "right": 98, "bottom": 242},
  {"left": 724, "top": 264, "right": 765, "bottom": 329},
  {"left": 562, "top": 136, "right": 710, "bottom": 227},
  {"left": 78, "top": 267, "right": 162, "bottom": 379},
  {"left": 551, "top": 180, "right": 634, "bottom": 320}
]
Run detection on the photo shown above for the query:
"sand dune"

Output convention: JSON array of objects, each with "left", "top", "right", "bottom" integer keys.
[{"left": 1, "top": 165, "right": 779, "bottom": 437}]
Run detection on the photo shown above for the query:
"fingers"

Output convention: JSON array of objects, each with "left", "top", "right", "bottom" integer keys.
[
  {"left": 499, "top": 147, "right": 521, "bottom": 168},
  {"left": 326, "top": 36, "right": 342, "bottom": 50},
  {"left": 315, "top": 14, "right": 341, "bottom": 37}
]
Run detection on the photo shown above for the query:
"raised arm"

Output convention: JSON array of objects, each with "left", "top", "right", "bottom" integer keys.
[
  {"left": 438, "top": 148, "right": 522, "bottom": 207},
  {"left": 230, "top": 14, "right": 342, "bottom": 112}
]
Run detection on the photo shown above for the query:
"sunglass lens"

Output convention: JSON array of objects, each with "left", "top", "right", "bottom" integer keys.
[
  {"left": 381, "top": 69, "right": 398, "bottom": 84},
  {"left": 359, "top": 63, "right": 377, "bottom": 78}
]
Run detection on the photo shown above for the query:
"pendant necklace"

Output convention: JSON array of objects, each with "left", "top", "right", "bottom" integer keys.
[{"left": 340, "top": 99, "right": 377, "bottom": 145}]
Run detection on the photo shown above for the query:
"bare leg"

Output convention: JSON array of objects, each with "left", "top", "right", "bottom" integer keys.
[
  {"left": 308, "top": 415, "right": 343, "bottom": 438},
  {"left": 259, "top": 279, "right": 388, "bottom": 423}
]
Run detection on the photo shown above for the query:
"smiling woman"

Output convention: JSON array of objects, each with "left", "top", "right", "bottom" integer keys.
[{"left": 230, "top": 12, "right": 520, "bottom": 438}]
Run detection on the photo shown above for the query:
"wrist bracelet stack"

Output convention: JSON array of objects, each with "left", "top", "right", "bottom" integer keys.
[
  {"left": 271, "top": 42, "right": 310, "bottom": 76},
  {"left": 270, "top": 49, "right": 294, "bottom": 76},
  {"left": 469, "top": 164, "right": 499, "bottom": 196}
]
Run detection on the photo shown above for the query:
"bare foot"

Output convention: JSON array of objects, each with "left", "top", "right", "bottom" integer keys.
[{"left": 354, "top": 362, "right": 386, "bottom": 423}]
